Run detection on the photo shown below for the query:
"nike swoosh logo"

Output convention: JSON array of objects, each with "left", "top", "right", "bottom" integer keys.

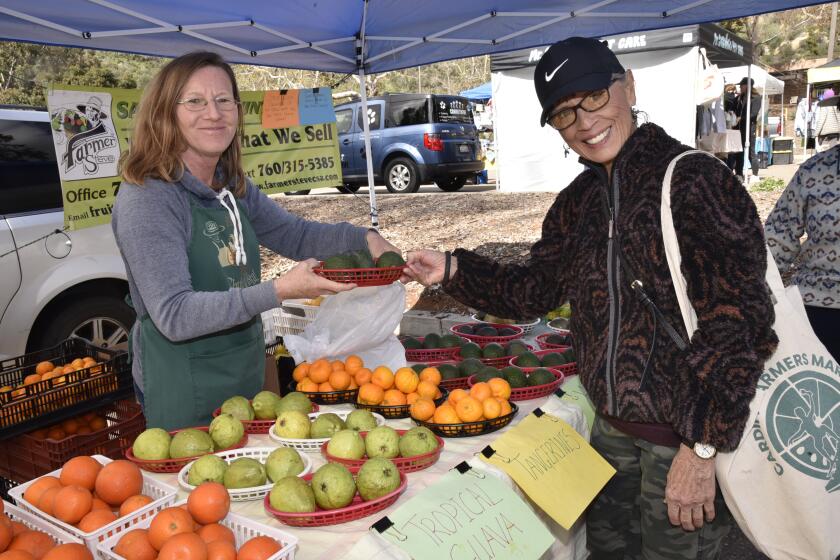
[{"left": 545, "top": 59, "right": 568, "bottom": 82}]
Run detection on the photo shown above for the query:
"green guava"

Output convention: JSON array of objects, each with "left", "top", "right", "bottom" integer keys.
[
  {"left": 311, "top": 463, "right": 356, "bottom": 510},
  {"left": 269, "top": 476, "right": 316, "bottom": 513},
  {"left": 365, "top": 425, "right": 400, "bottom": 459},
  {"left": 327, "top": 430, "right": 366, "bottom": 460},
  {"left": 310, "top": 413, "right": 345, "bottom": 438},
  {"left": 344, "top": 409, "right": 377, "bottom": 432},
  {"left": 274, "top": 410, "right": 311, "bottom": 439},
  {"left": 208, "top": 413, "right": 245, "bottom": 449},
  {"left": 187, "top": 454, "right": 228, "bottom": 485},
  {"left": 274, "top": 392, "right": 314, "bottom": 415},
  {"left": 169, "top": 429, "right": 215, "bottom": 458},
  {"left": 265, "top": 447, "right": 305, "bottom": 482},
  {"left": 252, "top": 390, "right": 282, "bottom": 420},
  {"left": 220, "top": 395, "right": 255, "bottom": 421},
  {"left": 132, "top": 428, "right": 171, "bottom": 460},
  {"left": 398, "top": 426, "right": 438, "bottom": 458},
  {"left": 223, "top": 457, "right": 267, "bottom": 489},
  {"left": 356, "top": 457, "right": 401, "bottom": 501}
]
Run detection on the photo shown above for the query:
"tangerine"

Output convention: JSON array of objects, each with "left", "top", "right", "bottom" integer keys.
[
  {"left": 357, "top": 383, "right": 384, "bottom": 405},
  {"left": 447, "top": 388, "right": 469, "bottom": 407},
  {"left": 70, "top": 359, "right": 85, "bottom": 370},
  {"left": 77, "top": 509, "right": 117, "bottom": 533},
  {"left": 347, "top": 379, "right": 359, "bottom": 390},
  {"left": 0, "top": 551, "right": 36, "bottom": 560},
  {"left": 498, "top": 398, "right": 512, "bottom": 416},
  {"left": 393, "top": 368, "right": 419, "bottom": 394},
  {"left": 487, "top": 378, "right": 511, "bottom": 400},
  {"left": 419, "top": 368, "right": 442, "bottom": 386},
  {"left": 469, "top": 382, "right": 492, "bottom": 402},
  {"left": 415, "top": 381, "right": 437, "bottom": 399},
  {"left": 481, "top": 398, "right": 502, "bottom": 420},
  {"left": 148, "top": 507, "right": 195, "bottom": 551},
  {"left": 196, "top": 524, "right": 235, "bottom": 546},
  {"left": 45, "top": 429, "right": 65, "bottom": 441},
  {"left": 88, "top": 418, "right": 107, "bottom": 431},
  {"left": 432, "top": 404, "right": 460, "bottom": 424},
  {"left": 307, "top": 359, "right": 331, "bottom": 384},
  {"left": 23, "top": 477, "right": 61, "bottom": 507},
  {"left": 206, "top": 540, "right": 235, "bottom": 560},
  {"left": 158, "top": 532, "right": 207, "bottom": 560},
  {"left": 298, "top": 379, "right": 318, "bottom": 393},
  {"left": 0, "top": 518, "right": 11, "bottom": 552},
  {"left": 317, "top": 381, "right": 333, "bottom": 393},
  {"left": 22, "top": 375, "right": 41, "bottom": 386},
  {"left": 344, "top": 355, "right": 364, "bottom": 375},
  {"left": 405, "top": 392, "right": 420, "bottom": 405},
  {"left": 291, "top": 363, "right": 310, "bottom": 382},
  {"left": 36, "top": 487, "right": 61, "bottom": 517},
  {"left": 41, "top": 543, "right": 92, "bottom": 560},
  {"left": 113, "top": 529, "right": 156, "bottom": 560},
  {"left": 60, "top": 456, "right": 101, "bottom": 491},
  {"left": 8, "top": 523, "right": 26, "bottom": 537},
  {"left": 328, "top": 370, "right": 351, "bottom": 391},
  {"left": 409, "top": 398, "right": 436, "bottom": 421},
  {"left": 236, "top": 536, "right": 280, "bottom": 560},
  {"left": 187, "top": 483, "right": 229, "bottom": 525},
  {"left": 119, "top": 495, "right": 153, "bottom": 518},
  {"left": 95, "top": 460, "right": 143, "bottom": 506},
  {"left": 330, "top": 360, "right": 345, "bottom": 372},
  {"left": 371, "top": 367, "right": 394, "bottom": 390},
  {"left": 34, "top": 362, "right": 54, "bottom": 376},
  {"left": 53, "top": 486, "right": 93, "bottom": 525},
  {"left": 8, "top": 531, "right": 55, "bottom": 560},
  {"left": 91, "top": 498, "right": 110, "bottom": 511},
  {"left": 381, "top": 389, "right": 407, "bottom": 406},
  {"left": 353, "top": 368, "right": 372, "bottom": 386},
  {"left": 455, "top": 397, "right": 483, "bottom": 422}
]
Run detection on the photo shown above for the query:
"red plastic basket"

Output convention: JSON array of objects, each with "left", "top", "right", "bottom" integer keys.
[
  {"left": 535, "top": 332, "right": 573, "bottom": 351},
  {"left": 125, "top": 426, "right": 248, "bottom": 473},
  {"left": 468, "top": 369, "right": 566, "bottom": 401},
  {"left": 414, "top": 403, "right": 518, "bottom": 438},
  {"left": 355, "top": 389, "right": 448, "bottom": 419},
  {"left": 287, "top": 381, "right": 358, "bottom": 405},
  {"left": 449, "top": 323, "right": 523, "bottom": 346},
  {"left": 510, "top": 348, "right": 577, "bottom": 376},
  {"left": 212, "top": 402, "right": 319, "bottom": 434},
  {"left": 320, "top": 429, "right": 445, "bottom": 474},
  {"left": 263, "top": 471, "right": 407, "bottom": 527},
  {"left": 313, "top": 264, "right": 406, "bottom": 287},
  {"left": 411, "top": 360, "right": 470, "bottom": 391},
  {"left": 403, "top": 338, "right": 462, "bottom": 362}
]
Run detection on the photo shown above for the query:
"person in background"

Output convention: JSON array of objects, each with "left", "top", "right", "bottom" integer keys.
[
  {"left": 814, "top": 95, "right": 840, "bottom": 153},
  {"left": 765, "top": 144, "right": 840, "bottom": 360},
  {"left": 731, "top": 77, "right": 762, "bottom": 181},
  {"left": 406, "top": 37, "right": 777, "bottom": 560},
  {"left": 113, "top": 51, "right": 400, "bottom": 430}
]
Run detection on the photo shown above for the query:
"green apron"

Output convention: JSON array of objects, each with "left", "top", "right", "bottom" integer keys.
[{"left": 138, "top": 193, "right": 264, "bottom": 430}]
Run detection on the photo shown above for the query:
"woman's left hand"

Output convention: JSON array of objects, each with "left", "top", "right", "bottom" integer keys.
[
  {"left": 664, "top": 444, "right": 717, "bottom": 531},
  {"left": 366, "top": 230, "right": 411, "bottom": 282}
]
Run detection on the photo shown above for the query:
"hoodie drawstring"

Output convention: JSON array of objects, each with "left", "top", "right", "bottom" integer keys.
[{"left": 216, "top": 188, "right": 247, "bottom": 266}]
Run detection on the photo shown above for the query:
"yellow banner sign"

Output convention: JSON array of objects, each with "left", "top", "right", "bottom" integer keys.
[{"left": 482, "top": 411, "right": 615, "bottom": 529}]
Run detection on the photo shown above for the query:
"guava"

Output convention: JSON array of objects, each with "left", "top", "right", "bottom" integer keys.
[
  {"left": 252, "top": 390, "right": 282, "bottom": 420},
  {"left": 365, "top": 425, "right": 400, "bottom": 459},
  {"left": 327, "top": 430, "right": 366, "bottom": 460},
  {"left": 208, "top": 413, "right": 245, "bottom": 449},
  {"left": 356, "top": 457, "right": 401, "bottom": 501},
  {"left": 310, "top": 413, "right": 345, "bottom": 438},
  {"left": 311, "top": 463, "right": 356, "bottom": 510},
  {"left": 269, "top": 476, "right": 316, "bottom": 513},
  {"left": 187, "top": 454, "right": 228, "bottom": 485},
  {"left": 265, "top": 447, "right": 305, "bottom": 482},
  {"left": 344, "top": 409, "right": 377, "bottom": 432},
  {"left": 132, "top": 428, "right": 171, "bottom": 460},
  {"left": 223, "top": 457, "right": 267, "bottom": 489},
  {"left": 220, "top": 396, "right": 255, "bottom": 421},
  {"left": 274, "top": 392, "right": 314, "bottom": 415},
  {"left": 169, "top": 429, "right": 215, "bottom": 458},
  {"left": 274, "top": 410, "right": 311, "bottom": 439},
  {"left": 398, "top": 426, "right": 438, "bottom": 458}
]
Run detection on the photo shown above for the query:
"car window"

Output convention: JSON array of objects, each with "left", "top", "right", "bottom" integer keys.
[
  {"left": 0, "top": 118, "right": 62, "bottom": 215},
  {"left": 432, "top": 96, "right": 473, "bottom": 124},
  {"left": 388, "top": 98, "right": 429, "bottom": 127},
  {"left": 335, "top": 108, "right": 353, "bottom": 134},
  {"left": 357, "top": 104, "right": 382, "bottom": 130}
]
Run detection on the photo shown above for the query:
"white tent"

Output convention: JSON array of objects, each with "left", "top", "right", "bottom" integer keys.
[{"left": 721, "top": 64, "right": 784, "bottom": 141}]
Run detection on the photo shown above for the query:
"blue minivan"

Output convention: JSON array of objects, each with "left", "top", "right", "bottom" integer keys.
[{"left": 335, "top": 93, "right": 484, "bottom": 193}]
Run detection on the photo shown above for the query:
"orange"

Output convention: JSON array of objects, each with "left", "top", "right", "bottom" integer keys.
[
  {"left": 419, "top": 368, "right": 442, "bottom": 386},
  {"left": 23, "top": 375, "right": 41, "bottom": 386},
  {"left": 487, "top": 378, "right": 511, "bottom": 400},
  {"left": 62, "top": 418, "right": 81, "bottom": 434},
  {"left": 357, "top": 383, "right": 384, "bottom": 405},
  {"left": 34, "top": 362, "right": 54, "bottom": 376},
  {"left": 95, "top": 460, "right": 143, "bottom": 507},
  {"left": 82, "top": 358, "right": 97, "bottom": 369},
  {"left": 415, "top": 381, "right": 437, "bottom": 399},
  {"left": 344, "top": 355, "right": 364, "bottom": 375},
  {"left": 393, "top": 368, "right": 419, "bottom": 394},
  {"left": 187, "top": 483, "right": 229, "bottom": 525},
  {"left": 157, "top": 532, "right": 207, "bottom": 560},
  {"left": 498, "top": 398, "right": 512, "bottom": 416},
  {"left": 0, "top": 551, "right": 36, "bottom": 560},
  {"left": 353, "top": 368, "right": 372, "bottom": 386},
  {"left": 88, "top": 417, "right": 106, "bottom": 431},
  {"left": 381, "top": 389, "right": 407, "bottom": 406},
  {"left": 328, "top": 370, "right": 351, "bottom": 391},
  {"left": 330, "top": 360, "right": 345, "bottom": 372},
  {"left": 482, "top": 398, "right": 502, "bottom": 420},
  {"left": 206, "top": 540, "right": 235, "bottom": 560},
  {"left": 77, "top": 509, "right": 117, "bottom": 533},
  {"left": 308, "top": 359, "right": 331, "bottom": 384},
  {"left": 348, "top": 379, "right": 359, "bottom": 390},
  {"left": 0, "top": 520, "right": 11, "bottom": 553},
  {"left": 9, "top": 522, "right": 26, "bottom": 536},
  {"left": 405, "top": 392, "right": 420, "bottom": 405},
  {"left": 455, "top": 396, "right": 483, "bottom": 422},
  {"left": 371, "top": 366, "right": 394, "bottom": 390},
  {"left": 8, "top": 531, "right": 55, "bottom": 560},
  {"left": 60, "top": 456, "right": 102, "bottom": 491},
  {"left": 148, "top": 507, "right": 195, "bottom": 551},
  {"left": 447, "top": 388, "right": 469, "bottom": 407},
  {"left": 53, "top": 486, "right": 93, "bottom": 525},
  {"left": 23, "top": 477, "right": 61, "bottom": 506},
  {"left": 71, "top": 359, "right": 85, "bottom": 370},
  {"left": 36, "top": 487, "right": 61, "bottom": 517},
  {"left": 469, "top": 382, "right": 492, "bottom": 402},
  {"left": 113, "top": 529, "right": 156, "bottom": 560},
  {"left": 432, "top": 404, "right": 460, "bottom": 424},
  {"left": 409, "top": 398, "right": 436, "bottom": 421},
  {"left": 298, "top": 379, "right": 318, "bottom": 392},
  {"left": 119, "top": 495, "right": 153, "bottom": 517},
  {"left": 236, "top": 536, "right": 280, "bottom": 560},
  {"left": 41, "top": 543, "right": 92, "bottom": 560},
  {"left": 317, "top": 381, "right": 333, "bottom": 392},
  {"left": 291, "top": 363, "right": 309, "bottom": 382},
  {"left": 91, "top": 498, "right": 110, "bottom": 511},
  {"left": 196, "top": 524, "right": 235, "bottom": 546}
]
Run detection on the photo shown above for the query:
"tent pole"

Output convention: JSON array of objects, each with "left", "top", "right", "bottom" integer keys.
[
  {"left": 358, "top": 68, "right": 379, "bottom": 229},
  {"left": 803, "top": 83, "right": 811, "bottom": 160},
  {"left": 744, "top": 64, "right": 752, "bottom": 179}
]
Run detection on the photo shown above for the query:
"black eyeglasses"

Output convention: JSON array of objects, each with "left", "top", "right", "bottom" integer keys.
[{"left": 546, "top": 78, "right": 621, "bottom": 131}]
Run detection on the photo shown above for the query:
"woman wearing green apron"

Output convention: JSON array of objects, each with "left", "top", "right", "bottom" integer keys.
[{"left": 112, "top": 52, "right": 400, "bottom": 430}]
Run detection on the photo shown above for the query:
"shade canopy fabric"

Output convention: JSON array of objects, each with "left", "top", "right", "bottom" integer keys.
[
  {"left": 721, "top": 64, "right": 785, "bottom": 95},
  {"left": 808, "top": 58, "right": 840, "bottom": 85},
  {"left": 460, "top": 82, "right": 492, "bottom": 100},
  {"left": 0, "top": 0, "right": 820, "bottom": 74}
]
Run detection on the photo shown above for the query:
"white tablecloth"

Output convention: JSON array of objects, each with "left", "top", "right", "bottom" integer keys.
[
  {"left": 697, "top": 130, "right": 742, "bottom": 153},
  {"left": 145, "top": 394, "right": 589, "bottom": 560}
]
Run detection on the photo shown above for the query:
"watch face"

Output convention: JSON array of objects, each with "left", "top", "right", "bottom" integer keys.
[{"left": 694, "top": 443, "right": 716, "bottom": 459}]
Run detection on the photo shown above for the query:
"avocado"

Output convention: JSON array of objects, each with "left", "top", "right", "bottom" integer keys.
[
  {"left": 563, "top": 348, "right": 576, "bottom": 362},
  {"left": 438, "top": 363, "right": 461, "bottom": 380},
  {"left": 481, "top": 343, "right": 506, "bottom": 359},
  {"left": 323, "top": 254, "right": 356, "bottom": 270},
  {"left": 541, "top": 352, "right": 567, "bottom": 367},
  {"left": 423, "top": 333, "right": 443, "bottom": 349},
  {"left": 352, "top": 249, "right": 375, "bottom": 268},
  {"left": 376, "top": 251, "right": 406, "bottom": 267},
  {"left": 500, "top": 366, "right": 523, "bottom": 382},
  {"left": 478, "top": 366, "right": 501, "bottom": 378},
  {"left": 402, "top": 337, "right": 423, "bottom": 350},
  {"left": 456, "top": 324, "right": 476, "bottom": 335},
  {"left": 506, "top": 341, "right": 530, "bottom": 357},
  {"left": 476, "top": 326, "right": 498, "bottom": 337},
  {"left": 528, "top": 368, "right": 557, "bottom": 387},
  {"left": 458, "top": 342, "right": 483, "bottom": 359},
  {"left": 498, "top": 327, "right": 518, "bottom": 336},
  {"left": 440, "top": 334, "right": 462, "bottom": 348},
  {"left": 505, "top": 368, "right": 528, "bottom": 388},
  {"left": 458, "top": 358, "right": 484, "bottom": 377},
  {"left": 546, "top": 333, "right": 570, "bottom": 346},
  {"left": 515, "top": 352, "right": 541, "bottom": 368},
  {"left": 473, "top": 369, "right": 499, "bottom": 383}
]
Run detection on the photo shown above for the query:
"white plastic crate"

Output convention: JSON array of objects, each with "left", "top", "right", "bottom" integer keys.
[
  {"left": 261, "top": 308, "right": 313, "bottom": 340},
  {"left": 471, "top": 313, "right": 541, "bottom": 334},
  {"left": 281, "top": 299, "right": 322, "bottom": 320},
  {"left": 268, "top": 411, "right": 386, "bottom": 452},
  {"left": 97, "top": 499, "right": 298, "bottom": 560},
  {"left": 177, "top": 447, "right": 313, "bottom": 501},
  {"left": 8, "top": 455, "right": 178, "bottom": 554},
  {"left": 3, "top": 500, "right": 82, "bottom": 546}
]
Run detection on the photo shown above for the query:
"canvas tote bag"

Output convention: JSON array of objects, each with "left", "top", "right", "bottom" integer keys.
[{"left": 661, "top": 151, "right": 840, "bottom": 560}]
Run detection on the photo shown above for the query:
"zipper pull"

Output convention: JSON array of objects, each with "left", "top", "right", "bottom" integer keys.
[{"left": 608, "top": 218, "right": 614, "bottom": 240}]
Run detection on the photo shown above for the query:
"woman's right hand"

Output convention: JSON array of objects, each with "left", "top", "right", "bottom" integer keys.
[
  {"left": 273, "top": 258, "right": 356, "bottom": 301},
  {"left": 405, "top": 250, "right": 456, "bottom": 286}
]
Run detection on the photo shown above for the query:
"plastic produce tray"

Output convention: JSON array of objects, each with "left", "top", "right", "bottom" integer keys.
[
  {"left": 449, "top": 323, "right": 523, "bottom": 346},
  {"left": 288, "top": 380, "right": 358, "bottom": 405},
  {"left": 3, "top": 500, "right": 83, "bottom": 546},
  {"left": 268, "top": 410, "right": 386, "bottom": 453},
  {"left": 320, "top": 429, "right": 444, "bottom": 474},
  {"left": 313, "top": 264, "right": 405, "bottom": 287},
  {"left": 468, "top": 370, "right": 565, "bottom": 401},
  {"left": 471, "top": 314, "right": 541, "bottom": 334},
  {"left": 355, "top": 389, "right": 449, "bottom": 419},
  {"left": 212, "top": 401, "right": 319, "bottom": 435},
  {"left": 414, "top": 403, "right": 518, "bottom": 438},
  {"left": 403, "top": 338, "right": 462, "bottom": 362}
]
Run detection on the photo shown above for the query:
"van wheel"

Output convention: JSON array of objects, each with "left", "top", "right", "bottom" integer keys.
[
  {"left": 384, "top": 158, "right": 420, "bottom": 194},
  {"left": 436, "top": 176, "right": 467, "bottom": 192},
  {"left": 283, "top": 190, "right": 311, "bottom": 196},
  {"left": 34, "top": 296, "right": 135, "bottom": 352},
  {"left": 337, "top": 184, "right": 361, "bottom": 194}
]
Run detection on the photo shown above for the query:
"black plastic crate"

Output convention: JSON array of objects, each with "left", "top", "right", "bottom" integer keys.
[
  {"left": 772, "top": 137, "right": 794, "bottom": 152},
  {"left": 772, "top": 151, "right": 793, "bottom": 165},
  {"left": 0, "top": 476, "right": 18, "bottom": 503},
  {"left": 0, "top": 338, "right": 133, "bottom": 439}
]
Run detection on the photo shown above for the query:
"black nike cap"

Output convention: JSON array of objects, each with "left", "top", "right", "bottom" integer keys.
[{"left": 534, "top": 36, "right": 625, "bottom": 127}]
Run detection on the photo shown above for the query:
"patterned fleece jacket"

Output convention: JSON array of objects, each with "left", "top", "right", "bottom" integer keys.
[
  {"left": 443, "top": 123, "right": 778, "bottom": 452},
  {"left": 765, "top": 145, "right": 840, "bottom": 309}
]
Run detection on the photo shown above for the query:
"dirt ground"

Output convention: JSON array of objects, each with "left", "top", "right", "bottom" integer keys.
[{"left": 260, "top": 187, "right": 785, "bottom": 314}]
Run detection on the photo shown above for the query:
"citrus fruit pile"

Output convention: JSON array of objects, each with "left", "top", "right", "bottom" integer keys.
[
  {"left": 409, "top": 379, "right": 513, "bottom": 424},
  {"left": 0, "top": 358, "right": 104, "bottom": 401},
  {"left": 22, "top": 457, "right": 150, "bottom": 533},
  {"left": 356, "top": 366, "right": 443, "bottom": 407},
  {"left": 0, "top": 500, "right": 94, "bottom": 560},
  {"left": 291, "top": 356, "right": 368, "bottom": 393},
  {"left": 25, "top": 412, "right": 109, "bottom": 442}
]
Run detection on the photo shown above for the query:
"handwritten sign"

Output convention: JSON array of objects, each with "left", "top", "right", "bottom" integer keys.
[
  {"left": 376, "top": 466, "right": 553, "bottom": 560},
  {"left": 482, "top": 412, "right": 615, "bottom": 529},
  {"left": 261, "top": 89, "right": 300, "bottom": 129}
]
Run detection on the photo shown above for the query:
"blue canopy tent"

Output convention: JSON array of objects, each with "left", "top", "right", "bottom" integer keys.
[
  {"left": 0, "top": 0, "right": 820, "bottom": 224},
  {"left": 460, "top": 82, "right": 493, "bottom": 101}
]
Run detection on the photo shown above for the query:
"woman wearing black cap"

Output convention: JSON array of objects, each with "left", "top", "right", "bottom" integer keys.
[{"left": 406, "top": 36, "right": 776, "bottom": 559}]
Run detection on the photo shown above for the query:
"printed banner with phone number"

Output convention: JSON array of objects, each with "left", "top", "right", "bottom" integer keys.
[{"left": 47, "top": 85, "right": 341, "bottom": 230}]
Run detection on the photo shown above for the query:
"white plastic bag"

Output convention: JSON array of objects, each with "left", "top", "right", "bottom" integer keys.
[{"left": 284, "top": 283, "right": 407, "bottom": 372}]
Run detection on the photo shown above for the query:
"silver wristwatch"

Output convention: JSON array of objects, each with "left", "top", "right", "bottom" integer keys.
[{"left": 692, "top": 442, "right": 717, "bottom": 459}]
